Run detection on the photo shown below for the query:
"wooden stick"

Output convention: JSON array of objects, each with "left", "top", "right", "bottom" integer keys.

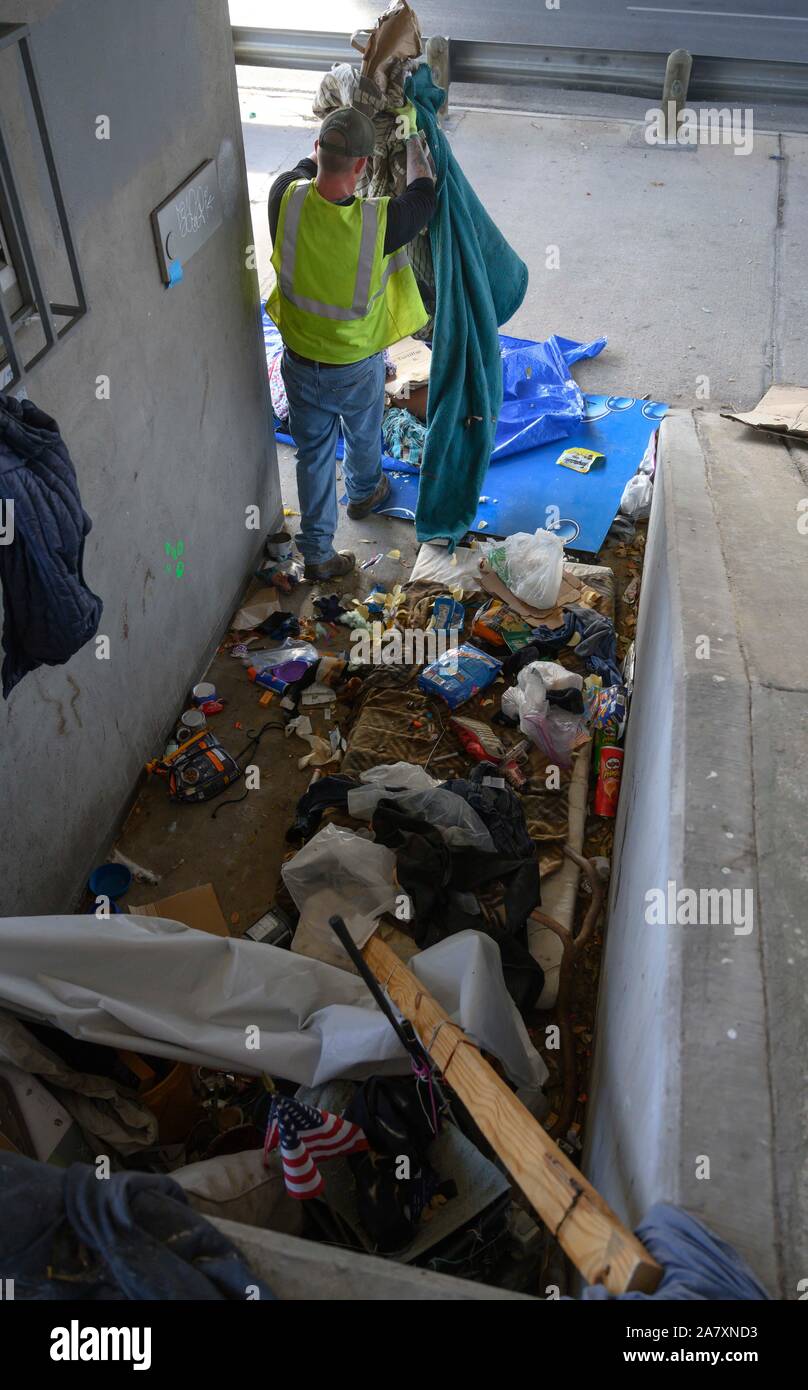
[{"left": 362, "top": 935, "right": 662, "bottom": 1296}]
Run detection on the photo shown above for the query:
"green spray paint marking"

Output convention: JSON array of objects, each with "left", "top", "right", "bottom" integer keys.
[{"left": 165, "top": 539, "right": 185, "bottom": 578}]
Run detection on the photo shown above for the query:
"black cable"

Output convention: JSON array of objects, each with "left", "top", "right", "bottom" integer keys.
[{"left": 210, "top": 719, "right": 285, "bottom": 818}]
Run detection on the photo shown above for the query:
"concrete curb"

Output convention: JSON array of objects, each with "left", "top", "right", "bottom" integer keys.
[{"left": 583, "top": 410, "right": 780, "bottom": 1295}]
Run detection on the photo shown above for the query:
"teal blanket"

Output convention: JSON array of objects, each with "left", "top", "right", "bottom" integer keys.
[{"left": 406, "top": 65, "right": 528, "bottom": 546}]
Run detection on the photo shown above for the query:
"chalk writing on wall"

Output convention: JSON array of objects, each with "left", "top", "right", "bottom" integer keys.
[{"left": 151, "top": 159, "right": 224, "bottom": 284}]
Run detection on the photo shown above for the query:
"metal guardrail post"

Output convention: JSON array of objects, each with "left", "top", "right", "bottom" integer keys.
[
  {"left": 425, "top": 35, "right": 450, "bottom": 117},
  {"left": 662, "top": 48, "right": 693, "bottom": 142}
]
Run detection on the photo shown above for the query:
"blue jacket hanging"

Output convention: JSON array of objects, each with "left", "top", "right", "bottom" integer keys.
[{"left": 0, "top": 393, "right": 102, "bottom": 698}]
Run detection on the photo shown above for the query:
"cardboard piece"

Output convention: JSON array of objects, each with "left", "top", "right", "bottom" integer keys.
[
  {"left": 130, "top": 884, "right": 230, "bottom": 938},
  {"left": 231, "top": 589, "right": 280, "bottom": 631},
  {"left": 355, "top": 1, "right": 422, "bottom": 85},
  {"left": 384, "top": 336, "right": 432, "bottom": 401},
  {"left": 479, "top": 562, "right": 591, "bottom": 631},
  {"left": 722, "top": 385, "right": 808, "bottom": 442}
]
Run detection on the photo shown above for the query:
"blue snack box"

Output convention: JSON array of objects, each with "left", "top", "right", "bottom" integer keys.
[{"left": 418, "top": 643, "right": 502, "bottom": 709}]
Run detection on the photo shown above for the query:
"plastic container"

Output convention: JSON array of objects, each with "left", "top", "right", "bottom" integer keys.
[
  {"left": 88, "top": 862, "right": 132, "bottom": 900},
  {"left": 248, "top": 660, "right": 309, "bottom": 694},
  {"left": 594, "top": 745, "right": 624, "bottom": 816}
]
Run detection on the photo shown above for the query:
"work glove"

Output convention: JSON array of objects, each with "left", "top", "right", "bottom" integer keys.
[{"left": 392, "top": 101, "right": 418, "bottom": 140}]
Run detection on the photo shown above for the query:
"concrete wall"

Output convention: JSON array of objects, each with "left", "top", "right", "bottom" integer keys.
[
  {"left": 0, "top": 0, "right": 280, "bottom": 912},
  {"left": 583, "top": 412, "right": 782, "bottom": 1296}
]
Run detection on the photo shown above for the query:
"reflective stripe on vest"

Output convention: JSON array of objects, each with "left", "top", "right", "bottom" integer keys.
[{"left": 279, "top": 184, "right": 408, "bottom": 321}]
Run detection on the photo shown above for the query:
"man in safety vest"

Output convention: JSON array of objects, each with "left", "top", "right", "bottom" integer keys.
[{"left": 268, "top": 104, "right": 436, "bottom": 580}]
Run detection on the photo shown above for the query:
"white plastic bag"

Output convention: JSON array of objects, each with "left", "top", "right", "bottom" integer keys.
[
  {"left": 620, "top": 472, "right": 654, "bottom": 519},
  {"left": 502, "top": 661, "right": 585, "bottom": 768},
  {"left": 243, "top": 640, "right": 319, "bottom": 670},
  {"left": 281, "top": 824, "right": 398, "bottom": 950},
  {"left": 483, "top": 529, "right": 564, "bottom": 609},
  {"left": 359, "top": 761, "right": 438, "bottom": 792}
]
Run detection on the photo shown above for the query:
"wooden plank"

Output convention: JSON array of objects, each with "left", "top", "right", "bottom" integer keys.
[{"left": 362, "top": 935, "right": 662, "bottom": 1295}]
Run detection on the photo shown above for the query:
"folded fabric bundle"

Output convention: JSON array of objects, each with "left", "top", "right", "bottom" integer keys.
[
  {"left": 579, "top": 1202, "right": 770, "bottom": 1301},
  {"left": 371, "top": 774, "right": 543, "bottom": 1016},
  {"left": 348, "top": 781, "right": 496, "bottom": 853},
  {"left": 441, "top": 761, "right": 540, "bottom": 870},
  {"left": 505, "top": 605, "right": 624, "bottom": 688},
  {"left": 285, "top": 774, "right": 359, "bottom": 845},
  {"left": 0, "top": 1153, "right": 275, "bottom": 1300},
  {"left": 382, "top": 405, "right": 428, "bottom": 467},
  {"left": 405, "top": 62, "right": 528, "bottom": 545}
]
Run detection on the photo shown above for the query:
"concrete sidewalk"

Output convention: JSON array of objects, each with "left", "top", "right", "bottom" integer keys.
[
  {"left": 585, "top": 409, "right": 808, "bottom": 1299},
  {"left": 240, "top": 84, "right": 808, "bottom": 412}
]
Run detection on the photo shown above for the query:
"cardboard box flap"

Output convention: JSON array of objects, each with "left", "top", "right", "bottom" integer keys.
[
  {"left": 722, "top": 385, "right": 808, "bottom": 440},
  {"left": 130, "top": 883, "right": 230, "bottom": 937}
]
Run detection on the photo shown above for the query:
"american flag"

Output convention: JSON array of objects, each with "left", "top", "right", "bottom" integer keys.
[{"left": 264, "top": 1095, "right": 368, "bottom": 1199}]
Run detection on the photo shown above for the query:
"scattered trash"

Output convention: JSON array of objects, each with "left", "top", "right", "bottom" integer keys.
[
  {"left": 264, "top": 530, "right": 293, "bottom": 563},
  {"left": 721, "top": 383, "right": 808, "bottom": 442},
  {"left": 556, "top": 446, "right": 605, "bottom": 474},
  {"left": 593, "top": 744, "right": 624, "bottom": 816},
  {"left": 482, "top": 529, "right": 564, "bottom": 610},
  {"left": 147, "top": 730, "right": 242, "bottom": 803},
  {"left": 249, "top": 659, "right": 310, "bottom": 695},
  {"left": 431, "top": 595, "right": 465, "bottom": 631},
  {"left": 110, "top": 850, "right": 160, "bottom": 886},
  {"left": 129, "top": 883, "right": 229, "bottom": 937},
  {"left": 419, "top": 644, "right": 502, "bottom": 709},
  {"left": 300, "top": 683, "right": 338, "bottom": 708},
  {"left": 620, "top": 471, "right": 653, "bottom": 519},
  {"left": 501, "top": 661, "right": 587, "bottom": 767},
  {"left": 231, "top": 591, "right": 281, "bottom": 631},
  {"left": 313, "top": 593, "right": 346, "bottom": 622}
]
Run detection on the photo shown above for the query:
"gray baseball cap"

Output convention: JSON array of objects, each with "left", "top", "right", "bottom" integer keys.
[{"left": 318, "top": 106, "right": 375, "bottom": 159}]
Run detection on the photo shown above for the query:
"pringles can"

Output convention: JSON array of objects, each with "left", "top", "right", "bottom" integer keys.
[{"left": 594, "top": 744, "right": 624, "bottom": 816}]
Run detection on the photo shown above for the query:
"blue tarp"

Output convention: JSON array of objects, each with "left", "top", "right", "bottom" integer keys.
[
  {"left": 264, "top": 310, "right": 664, "bottom": 555},
  {"left": 265, "top": 310, "right": 604, "bottom": 476},
  {"left": 367, "top": 392, "right": 667, "bottom": 554},
  {"left": 493, "top": 332, "right": 606, "bottom": 460}
]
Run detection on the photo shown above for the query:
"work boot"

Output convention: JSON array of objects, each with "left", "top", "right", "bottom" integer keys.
[
  {"left": 346, "top": 472, "right": 391, "bottom": 520},
  {"left": 304, "top": 551, "right": 356, "bottom": 582}
]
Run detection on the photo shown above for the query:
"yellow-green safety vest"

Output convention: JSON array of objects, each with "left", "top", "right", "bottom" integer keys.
[{"left": 268, "top": 179, "right": 428, "bottom": 364}]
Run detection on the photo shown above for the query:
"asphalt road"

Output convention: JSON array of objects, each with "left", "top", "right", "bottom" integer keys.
[{"left": 233, "top": 0, "right": 808, "bottom": 63}]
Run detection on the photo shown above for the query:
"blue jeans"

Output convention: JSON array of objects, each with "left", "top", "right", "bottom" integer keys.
[{"left": 280, "top": 349, "right": 385, "bottom": 565}]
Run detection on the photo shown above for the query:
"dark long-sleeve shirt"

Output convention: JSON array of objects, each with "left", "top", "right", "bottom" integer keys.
[{"left": 268, "top": 157, "right": 435, "bottom": 256}]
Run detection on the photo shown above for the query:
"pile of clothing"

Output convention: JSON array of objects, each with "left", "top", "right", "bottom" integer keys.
[{"left": 285, "top": 759, "right": 543, "bottom": 1015}]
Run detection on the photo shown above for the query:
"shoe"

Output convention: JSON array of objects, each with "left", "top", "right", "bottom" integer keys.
[
  {"left": 304, "top": 551, "right": 355, "bottom": 582},
  {"left": 346, "top": 473, "right": 391, "bottom": 520}
]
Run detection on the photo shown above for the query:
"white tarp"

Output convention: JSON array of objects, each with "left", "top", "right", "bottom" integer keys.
[{"left": 0, "top": 915, "right": 546, "bottom": 1091}]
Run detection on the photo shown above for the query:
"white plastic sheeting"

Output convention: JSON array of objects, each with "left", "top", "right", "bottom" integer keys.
[{"left": 0, "top": 915, "right": 547, "bottom": 1092}]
